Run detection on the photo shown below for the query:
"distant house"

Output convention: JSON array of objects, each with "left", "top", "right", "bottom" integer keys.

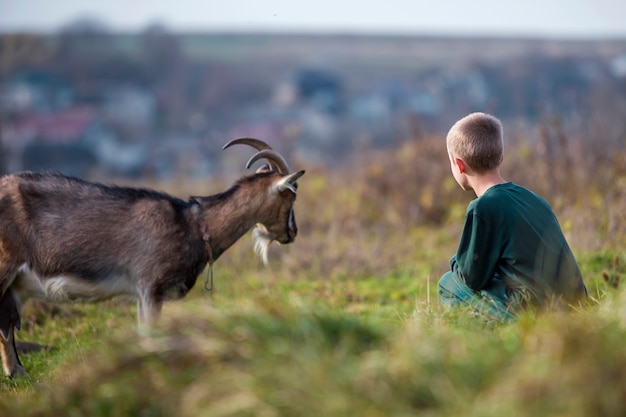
[
  {"left": 21, "top": 142, "right": 98, "bottom": 178},
  {"left": 101, "top": 85, "right": 156, "bottom": 137},
  {"left": 3, "top": 106, "right": 102, "bottom": 176},
  {"left": 2, "top": 105, "right": 146, "bottom": 177},
  {"left": 349, "top": 93, "right": 392, "bottom": 122},
  {"left": 294, "top": 68, "right": 343, "bottom": 115},
  {"left": 610, "top": 54, "right": 626, "bottom": 78},
  {"left": 4, "top": 106, "right": 99, "bottom": 146},
  {"left": 0, "top": 71, "right": 74, "bottom": 114}
]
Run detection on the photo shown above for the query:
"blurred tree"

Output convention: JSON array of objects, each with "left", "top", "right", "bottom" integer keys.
[
  {"left": 0, "top": 34, "right": 51, "bottom": 78},
  {"left": 56, "top": 16, "right": 111, "bottom": 63},
  {"left": 139, "top": 23, "right": 182, "bottom": 85},
  {"left": 54, "top": 17, "right": 147, "bottom": 92},
  {"left": 0, "top": 34, "right": 53, "bottom": 174},
  {"left": 138, "top": 23, "right": 184, "bottom": 131}
]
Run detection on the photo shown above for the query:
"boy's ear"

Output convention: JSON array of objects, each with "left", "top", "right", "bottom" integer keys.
[{"left": 454, "top": 157, "right": 466, "bottom": 174}]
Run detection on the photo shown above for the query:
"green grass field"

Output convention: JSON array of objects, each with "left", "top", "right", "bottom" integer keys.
[{"left": 1, "top": 135, "right": 625, "bottom": 416}]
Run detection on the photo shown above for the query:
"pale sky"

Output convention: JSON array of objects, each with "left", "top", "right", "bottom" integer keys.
[{"left": 1, "top": 0, "right": 625, "bottom": 38}]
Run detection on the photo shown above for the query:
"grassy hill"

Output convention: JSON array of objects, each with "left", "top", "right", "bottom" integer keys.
[{"left": 1, "top": 132, "right": 625, "bottom": 415}]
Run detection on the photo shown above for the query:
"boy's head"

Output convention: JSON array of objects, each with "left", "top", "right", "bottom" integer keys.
[{"left": 446, "top": 112, "right": 503, "bottom": 173}]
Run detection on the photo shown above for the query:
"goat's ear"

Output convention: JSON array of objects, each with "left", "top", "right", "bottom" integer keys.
[
  {"left": 256, "top": 163, "right": 272, "bottom": 173},
  {"left": 274, "top": 170, "right": 305, "bottom": 193}
]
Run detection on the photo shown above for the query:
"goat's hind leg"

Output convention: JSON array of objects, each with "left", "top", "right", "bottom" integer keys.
[{"left": 0, "top": 289, "right": 26, "bottom": 377}]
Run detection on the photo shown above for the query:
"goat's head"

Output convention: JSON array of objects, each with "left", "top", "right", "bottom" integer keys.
[{"left": 223, "top": 138, "right": 305, "bottom": 263}]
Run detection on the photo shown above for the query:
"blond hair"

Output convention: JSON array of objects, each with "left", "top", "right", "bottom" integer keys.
[{"left": 446, "top": 112, "right": 503, "bottom": 173}]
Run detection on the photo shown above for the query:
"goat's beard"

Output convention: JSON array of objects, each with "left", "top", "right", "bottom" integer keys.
[{"left": 253, "top": 225, "right": 272, "bottom": 265}]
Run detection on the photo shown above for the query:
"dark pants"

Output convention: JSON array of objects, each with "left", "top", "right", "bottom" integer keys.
[{"left": 438, "top": 271, "right": 516, "bottom": 323}]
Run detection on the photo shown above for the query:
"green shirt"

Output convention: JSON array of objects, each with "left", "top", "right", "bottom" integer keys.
[{"left": 450, "top": 182, "right": 587, "bottom": 305}]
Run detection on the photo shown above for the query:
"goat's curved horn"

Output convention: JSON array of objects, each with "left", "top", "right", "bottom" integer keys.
[
  {"left": 223, "top": 138, "right": 279, "bottom": 171},
  {"left": 222, "top": 138, "right": 272, "bottom": 151},
  {"left": 246, "top": 150, "right": 290, "bottom": 175}
]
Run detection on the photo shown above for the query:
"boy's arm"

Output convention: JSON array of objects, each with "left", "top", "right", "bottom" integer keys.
[{"left": 450, "top": 209, "right": 501, "bottom": 291}]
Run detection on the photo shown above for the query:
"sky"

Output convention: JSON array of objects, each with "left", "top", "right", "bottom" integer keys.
[{"left": 1, "top": 0, "right": 625, "bottom": 38}]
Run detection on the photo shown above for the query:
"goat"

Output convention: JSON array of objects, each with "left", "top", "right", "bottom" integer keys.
[{"left": 0, "top": 138, "right": 304, "bottom": 377}]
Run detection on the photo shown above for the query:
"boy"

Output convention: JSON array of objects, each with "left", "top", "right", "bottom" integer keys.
[{"left": 438, "top": 112, "right": 587, "bottom": 322}]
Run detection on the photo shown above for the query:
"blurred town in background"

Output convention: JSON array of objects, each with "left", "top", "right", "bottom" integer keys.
[{"left": 1, "top": 19, "right": 625, "bottom": 181}]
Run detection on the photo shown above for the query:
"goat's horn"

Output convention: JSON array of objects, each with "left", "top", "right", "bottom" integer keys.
[
  {"left": 223, "top": 138, "right": 279, "bottom": 171},
  {"left": 246, "top": 150, "right": 289, "bottom": 175},
  {"left": 222, "top": 138, "right": 272, "bottom": 151}
]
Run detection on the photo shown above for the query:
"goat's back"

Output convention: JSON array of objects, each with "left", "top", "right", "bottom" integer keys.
[{"left": 0, "top": 172, "right": 201, "bottom": 281}]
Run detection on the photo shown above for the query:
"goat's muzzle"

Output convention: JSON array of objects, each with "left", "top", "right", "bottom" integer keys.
[{"left": 279, "top": 230, "right": 297, "bottom": 245}]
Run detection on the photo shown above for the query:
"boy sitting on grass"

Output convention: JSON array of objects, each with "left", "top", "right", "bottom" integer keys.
[{"left": 439, "top": 112, "right": 587, "bottom": 322}]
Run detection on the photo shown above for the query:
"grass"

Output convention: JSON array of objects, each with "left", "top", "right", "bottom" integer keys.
[
  {"left": 1, "top": 134, "right": 625, "bottom": 416},
  {"left": 1, "top": 250, "right": 624, "bottom": 416}
]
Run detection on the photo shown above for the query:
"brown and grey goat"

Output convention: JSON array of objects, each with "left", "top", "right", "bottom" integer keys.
[{"left": 0, "top": 138, "right": 304, "bottom": 377}]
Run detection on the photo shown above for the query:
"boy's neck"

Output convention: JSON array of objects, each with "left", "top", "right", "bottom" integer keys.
[{"left": 470, "top": 171, "right": 507, "bottom": 197}]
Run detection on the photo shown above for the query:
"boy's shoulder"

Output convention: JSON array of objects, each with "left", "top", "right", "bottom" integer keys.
[
  {"left": 482, "top": 182, "right": 541, "bottom": 200},
  {"left": 472, "top": 182, "right": 551, "bottom": 214}
]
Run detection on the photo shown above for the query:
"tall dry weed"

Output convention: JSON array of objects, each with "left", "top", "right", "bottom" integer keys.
[{"left": 175, "top": 121, "right": 624, "bottom": 286}]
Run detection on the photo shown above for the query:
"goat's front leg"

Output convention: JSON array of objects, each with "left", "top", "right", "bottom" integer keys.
[
  {"left": 0, "top": 289, "right": 26, "bottom": 378},
  {"left": 0, "top": 325, "right": 26, "bottom": 378},
  {"left": 137, "top": 289, "right": 162, "bottom": 336}
]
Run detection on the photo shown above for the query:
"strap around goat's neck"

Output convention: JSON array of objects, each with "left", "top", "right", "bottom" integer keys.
[
  {"left": 200, "top": 222, "right": 215, "bottom": 264},
  {"left": 201, "top": 223, "right": 215, "bottom": 292}
]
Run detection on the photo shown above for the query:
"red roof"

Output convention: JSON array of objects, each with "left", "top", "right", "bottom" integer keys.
[{"left": 3, "top": 106, "right": 97, "bottom": 146}]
